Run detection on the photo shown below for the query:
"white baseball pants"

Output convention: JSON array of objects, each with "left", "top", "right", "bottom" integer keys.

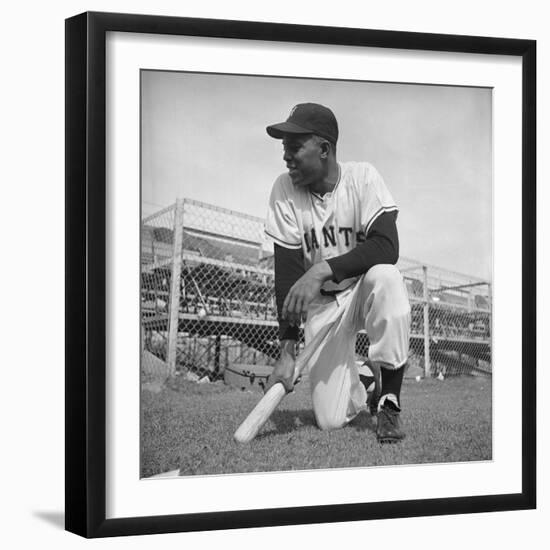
[{"left": 304, "top": 264, "right": 411, "bottom": 430}]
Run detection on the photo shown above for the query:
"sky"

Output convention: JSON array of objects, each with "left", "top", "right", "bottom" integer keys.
[{"left": 141, "top": 70, "right": 492, "bottom": 280}]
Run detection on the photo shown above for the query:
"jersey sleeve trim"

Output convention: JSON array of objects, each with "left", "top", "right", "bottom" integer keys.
[
  {"left": 365, "top": 205, "right": 398, "bottom": 234},
  {"left": 264, "top": 229, "right": 302, "bottom": 249}
]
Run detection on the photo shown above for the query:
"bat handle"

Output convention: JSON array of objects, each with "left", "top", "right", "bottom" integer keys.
[{"left": 233, "top": 382, "right": 286, "bottom": 443}]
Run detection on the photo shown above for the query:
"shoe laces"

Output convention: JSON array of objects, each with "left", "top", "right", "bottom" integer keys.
[{"left": 379, "top": 405, "right": 400, "bottom": 427}]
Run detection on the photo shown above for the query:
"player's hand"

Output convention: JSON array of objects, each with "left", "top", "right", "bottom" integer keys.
[
  {"left": 264, "top": 354, "right": 296, "bottom": 394},
  {"left": 283, "top": 261, "right": 333, "bottom": 326}
]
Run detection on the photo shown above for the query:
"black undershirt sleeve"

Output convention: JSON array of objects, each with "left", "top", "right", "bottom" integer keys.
[
  {"left": 326, "top": 210, "right": 399, "bottom": 283},
  {"left": 274, "top": 244, "right": 305, "bottom": 341}
]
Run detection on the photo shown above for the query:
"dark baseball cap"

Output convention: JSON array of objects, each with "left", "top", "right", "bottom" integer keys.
[{"left": 266, "top": 103, "right": 338, "bottom": 144}]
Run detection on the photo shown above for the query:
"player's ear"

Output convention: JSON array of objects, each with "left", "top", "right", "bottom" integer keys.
[{"left": 319, "top": 139, "right": 331, "bottom": 159}]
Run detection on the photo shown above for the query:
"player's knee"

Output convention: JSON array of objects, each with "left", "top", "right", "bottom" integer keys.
[
  {"left": 365, "top": 264, "right": 402, "bottom": 290},
  {"left": 315, "top": 410, "right": 347, "bottom": 431},
  {"left": 364, "top": 265, "right": 409, "bottom": 308}
]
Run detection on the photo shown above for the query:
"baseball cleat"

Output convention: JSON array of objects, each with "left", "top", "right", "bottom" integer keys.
[{"left": 376, "top": 403, "right": 405, "bottom": 443}]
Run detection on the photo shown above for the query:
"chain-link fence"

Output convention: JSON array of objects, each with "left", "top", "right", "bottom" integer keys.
[
  {"left": 141, "top": 199, "right": 491, "bottom": 387},
  {"left": 399, "top": 258, "right": 491, "bottom": 379}
]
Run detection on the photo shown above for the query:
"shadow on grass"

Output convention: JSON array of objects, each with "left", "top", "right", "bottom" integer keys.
[
  {"left": 348, "top": 411, "right": 378, "bottom": 434},
  {"left": 255, "top": 409, "right": 317, "bottom": 439},
  {"left": 255, "top": 408, "right": 378, "bottom": 440}
]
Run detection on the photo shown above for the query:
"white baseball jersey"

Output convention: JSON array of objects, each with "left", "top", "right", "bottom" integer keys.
[{"left": 265, "top": 161, "right": 398, "bottom": 292}]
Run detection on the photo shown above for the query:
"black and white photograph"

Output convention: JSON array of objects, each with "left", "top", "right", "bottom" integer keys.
[{"left": 140, "top": 70, "right": 493, "bottom": 478}]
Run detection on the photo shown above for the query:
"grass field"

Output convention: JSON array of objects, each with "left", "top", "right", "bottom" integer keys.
[{"left": 141, "top": 375, "right": 491, "bottom": 478}]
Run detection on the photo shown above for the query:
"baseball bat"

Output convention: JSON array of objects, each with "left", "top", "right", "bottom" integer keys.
[{"left": 233, "top": 316, "right": 339, "bottom": 443}]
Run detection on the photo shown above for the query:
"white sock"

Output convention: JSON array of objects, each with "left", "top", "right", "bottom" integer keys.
[{"left": 378, "top": 393, "right": 400, "bottom": 412}]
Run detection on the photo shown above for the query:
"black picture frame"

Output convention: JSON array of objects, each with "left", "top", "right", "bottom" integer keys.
[{"left": 65, "top": 11, "right": 536, "bottom": 538}]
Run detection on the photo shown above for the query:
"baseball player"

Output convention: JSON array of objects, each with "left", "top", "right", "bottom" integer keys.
[{"left": 263, "top": 103, "right": 411, "bottom": 443}]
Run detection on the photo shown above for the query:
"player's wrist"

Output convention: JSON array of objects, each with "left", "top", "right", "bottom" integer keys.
[
  {"left": 280, "top": 339, "right": 297, "bottom": 359},
  {"left": 310, "top": 260, "right": 333, "bottom": 282}
]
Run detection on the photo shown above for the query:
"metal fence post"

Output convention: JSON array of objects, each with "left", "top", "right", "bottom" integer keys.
[
  {"left": 167, "top": 199, "right": 185, "bottom": 376},
  {"left": 423, "top": 265, "right": 431, "bottom": 377}
]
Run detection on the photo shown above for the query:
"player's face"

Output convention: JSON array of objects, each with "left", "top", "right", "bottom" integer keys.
[{"left": 282, "top": 135, "right": 325, "bottom": 187}]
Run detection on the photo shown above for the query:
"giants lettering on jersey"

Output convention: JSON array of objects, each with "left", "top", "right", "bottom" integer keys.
[{"left": 303, "top": 226, "right": 366, "bottom": 253}]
